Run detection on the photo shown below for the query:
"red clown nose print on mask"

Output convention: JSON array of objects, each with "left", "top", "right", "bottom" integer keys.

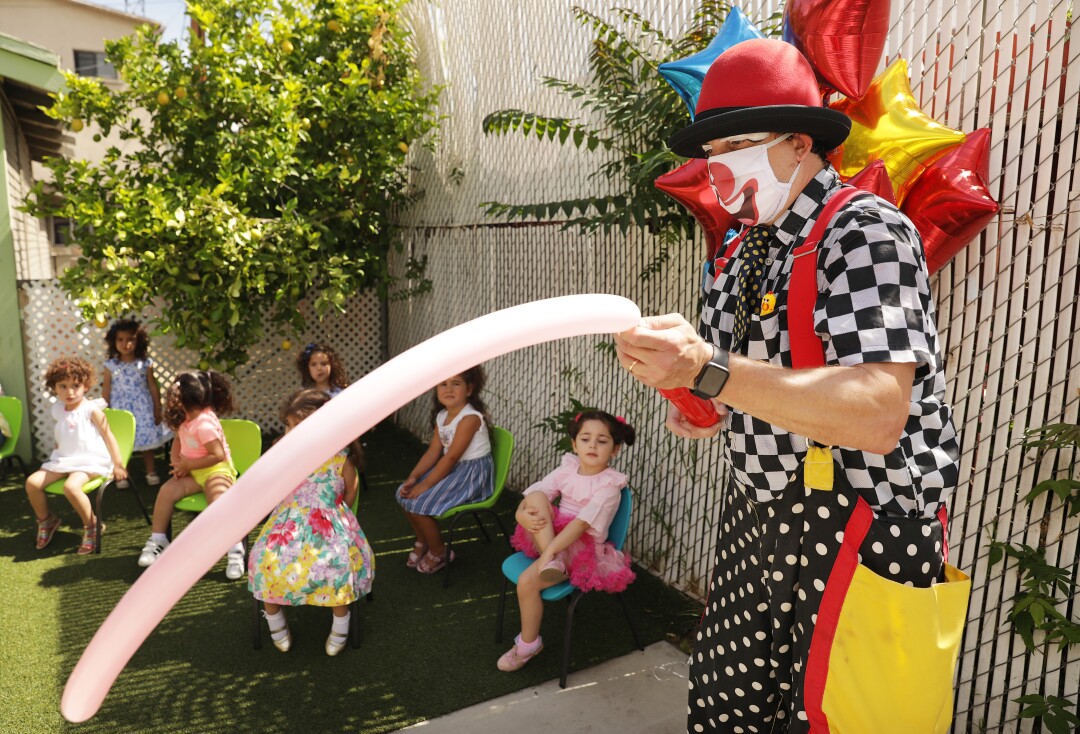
[
  {"left": 706, "top": 133, "right": 798, "bottom": 225},
  {"left": 707, "top": 158, "right": 759, "bottom": 222}
]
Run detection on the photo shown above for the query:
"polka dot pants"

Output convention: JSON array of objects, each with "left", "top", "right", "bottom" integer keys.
[{"left": 686, "top": 473, "right": 944, "bottom": 733}]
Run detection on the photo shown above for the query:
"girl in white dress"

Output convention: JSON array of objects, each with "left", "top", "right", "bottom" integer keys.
[{"left": 25, "top": 358, "right": 127, "bottom": 554}]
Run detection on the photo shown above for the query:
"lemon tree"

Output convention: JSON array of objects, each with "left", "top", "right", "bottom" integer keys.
[{"left": 26, "top": 0, "right": 437, "bottom": 369}]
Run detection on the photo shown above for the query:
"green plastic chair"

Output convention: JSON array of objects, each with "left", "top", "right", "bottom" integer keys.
[
  {"left": 171, "top": 418, "right": 263, "bottom": 516},
  {"left": 437, "top": 425, "right": 514, "bottom": 588},
  {"left": 0, "top": 396, "right": 27, "bottom": 479},
  {"left": 43, "top": 408, "right": 136, "bottom": 554},
  {"left": 495, "top": 485, "right": 642, "bottom": 688}
]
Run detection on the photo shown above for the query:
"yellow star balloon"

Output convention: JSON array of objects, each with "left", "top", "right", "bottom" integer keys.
[{"left": 831, "top": 58, "right": 965, "bottom": 206}]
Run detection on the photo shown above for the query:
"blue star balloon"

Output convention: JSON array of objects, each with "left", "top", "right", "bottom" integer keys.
[{"left": 659, "top": 7, "right": 765, "bottom": 118}]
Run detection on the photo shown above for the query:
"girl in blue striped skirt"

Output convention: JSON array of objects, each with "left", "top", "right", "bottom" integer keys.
[{"left": 397, "top": 365, "right": 494, "bottom": 574}]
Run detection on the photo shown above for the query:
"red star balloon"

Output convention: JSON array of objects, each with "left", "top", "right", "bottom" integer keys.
[
  {"left": 901, "top": 127, "right": 999, "bottom": 274},
  {"left": 844, "top": 159, "right": 897, "bottom": 205},
  {"left": 655, "top": 158, "right": 737, "bottom": 260},
  {"left": 831, "top": 58, "right": 966, "bottom": 206},
  {"left": 782, "top": 0, "right": 891, "bottom": 99}
]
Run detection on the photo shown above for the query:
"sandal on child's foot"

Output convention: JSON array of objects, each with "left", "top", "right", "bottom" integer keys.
[
  {"left": 417, "top": 548, "right": 455, "bottom": 574},
  {"left": 145, "top": 472, "right": 161, "bottom": 486},
  {"left": 77, "top": 523, "right": 104, "bottom": 555},
  {"left": 35, "top": 514, "right": 61, "bottom": 550},
  {"left": 264, "top": 613, "right": 291, "bottom": 652},
  {"left": 115, "top": 479, "right": 130, "bottom": 489},
  {"left": 325, "top": 630, "right": 349, "bottom": 656},
  {"left": 406, "top": 541, "right": 427, "bottom": 568}
]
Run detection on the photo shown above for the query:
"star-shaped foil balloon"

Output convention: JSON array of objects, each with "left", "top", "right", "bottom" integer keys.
[
  {"left": 900, "top": 127, "right": 999, "bottom": 274},
  {"left": 843, "top": 159, "right": 896, "bottom": 205},
  {"left": 782, "top": 0, "right": 891, "bottom": 100},
  {"left": 655, "top": 158, "right": 737, "bottom": 260},
  {"left": 658, "top": 7, "right": 764, "bottom": 118},
  {"left": 831, "top": 58, "right": 965, "bottom": 206}
]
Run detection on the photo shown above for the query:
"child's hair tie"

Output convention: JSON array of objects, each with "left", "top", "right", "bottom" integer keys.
[
  {"left": 615, "top": 415, "right": 626, "bottom": 423},
  {"left": 574, "top": 412, "right": 582, "bottom": 422},
  {"left": 302, "top": 343, "right": 316, "bottom": 358}
]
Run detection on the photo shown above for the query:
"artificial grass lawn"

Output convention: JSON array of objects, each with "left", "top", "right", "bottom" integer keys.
[{"left": 0, "top": 421, "right": 701, "bottom": 733}]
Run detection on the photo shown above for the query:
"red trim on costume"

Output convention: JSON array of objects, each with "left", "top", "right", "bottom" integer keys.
[
  {"left": 937, "top": 505, "right": 949, "bottom": 564},
  {"left": 790, "top": 186, "right": 863, "bottom": 370},
  {"left": 804, "top": 499, "right": 875, "bottom": 733}
]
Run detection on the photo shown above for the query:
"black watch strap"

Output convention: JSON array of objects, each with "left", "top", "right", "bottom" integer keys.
[{"left": 690, "top": 344, "right": 730, "bottom": 400}]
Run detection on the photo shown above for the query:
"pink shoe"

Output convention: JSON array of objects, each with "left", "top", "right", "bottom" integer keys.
[
  {"left": 538, "top": 558, "right": 568, "bottom": 583},
  {"left": 497, "top": 638, "right": 543, "bottom": 672},
  {"left": 417, "top": 548, "right": 455, "bottom": 574}
]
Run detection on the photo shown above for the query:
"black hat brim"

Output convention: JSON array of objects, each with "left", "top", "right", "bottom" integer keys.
[{"left": 668, "top": 105, "right": 852, "bottom": 158}]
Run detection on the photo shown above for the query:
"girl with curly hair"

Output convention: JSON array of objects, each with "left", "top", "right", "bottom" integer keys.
[{"left": 25, "top": 357, "right": 128, "bottom": 554}]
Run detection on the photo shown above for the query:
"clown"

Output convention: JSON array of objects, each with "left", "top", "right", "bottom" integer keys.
[{"left": 615, "top": 39, "right": 962, "bottom": 733}]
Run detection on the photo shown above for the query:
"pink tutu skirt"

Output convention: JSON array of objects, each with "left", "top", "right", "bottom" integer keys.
[{"left": 511, "top": 508, "right": 636, "bottom": 593}]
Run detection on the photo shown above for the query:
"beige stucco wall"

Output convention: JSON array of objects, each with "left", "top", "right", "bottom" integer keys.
[{"left": 0, "top": 0, "right": 152, "bottom": 164}]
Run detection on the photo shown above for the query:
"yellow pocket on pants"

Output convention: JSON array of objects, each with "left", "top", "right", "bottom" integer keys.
[{"left": 805, "top": 500, "right": 971, "bottom": 734}]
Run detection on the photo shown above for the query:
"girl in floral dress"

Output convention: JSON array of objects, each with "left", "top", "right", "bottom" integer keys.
[
  {"left": 102, "top": 319, "right": 170, "bottom": 487},
  {"left": 248, "top": 389, "right": 374, "bottom": 656}
]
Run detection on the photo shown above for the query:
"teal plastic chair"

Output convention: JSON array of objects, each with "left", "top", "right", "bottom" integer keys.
[
  {"left": 495, "top": 486, "right": 642, "bottom": 688},
  {"left": 43, "top": 408, "right": 136, "bottom": 554},
  {"left": 437, "top": 426, "right": 514, "bottom": 588},
  {"left": 0, "top": 396, "right": 27, "bottom": 479}
]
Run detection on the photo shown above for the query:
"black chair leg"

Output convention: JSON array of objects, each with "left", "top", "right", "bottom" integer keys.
[
  {"left": 350, "top": 598, "right": 361, "bottom": 648},
  {"left": 94, "top": 488, "right": 105, "bottom": 555},
  {"left": 472, "top": 512, "right": 492, "bottom": 542},
  {"left": 490, "top": 511, "right": 512, "bottom": 548},
  {"left": 616, "top": 592, "right": 642, "bottom": 650},
  {"left": 495, "top": 575, "right": 509, "bottom": 643},
  {"left": 252, "top": 599, "right": 262, "bottom": 649},
  {"left": 561, "top": 590, "right": 584, "bottom": 689},
  {"left": 360, "top": 469, "right": 370, "bottom": 493},
  {"left": 442, "top": 514, "right": 465, "bottom": 589},
  {"left": 130, "top": 481, "right": 152, "bottom": 525}
]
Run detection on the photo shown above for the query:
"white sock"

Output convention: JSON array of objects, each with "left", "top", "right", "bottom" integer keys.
[
  {"left": 228, "top": 542, "right": 244, "bottom": 556},
  {"left": 516, "top": 633, "right": 542, "bottom": 653},
  {"left": 331, "top": 612, "right": 350, "bottom": 635},
  {"left": 265, "top": 610, "right": 288, "bottom": 641},
  {"left": 150, "top": 532, "right": 169, "bottom": 546}
]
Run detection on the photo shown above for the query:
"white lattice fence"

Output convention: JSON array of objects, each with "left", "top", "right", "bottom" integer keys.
[
  {"left": 19, "top": 279, "right": 383, "bottom": 456},
  {"left": 392, "top": 0, "right": 1080, "bottom": 731}
]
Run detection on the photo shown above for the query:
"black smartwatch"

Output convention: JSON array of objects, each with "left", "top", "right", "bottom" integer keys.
[{"left": 690, "top": 343, "right": 730, "bottom": 399}]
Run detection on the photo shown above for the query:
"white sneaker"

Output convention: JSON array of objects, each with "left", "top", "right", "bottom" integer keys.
[
  {"left": 225, "top": 550, "right": 245, "bottom": 580},
  {"left": 145, "top": 473, "right": 161, "bottom": 486},
  {"left": 137, "top": 539, "right": 168, "bottom": 567},
  {"left": 116, "top": 479, "right": 130, "bottom": 489}
]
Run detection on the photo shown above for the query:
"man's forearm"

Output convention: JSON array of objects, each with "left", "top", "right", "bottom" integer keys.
[{"left": 721, "top": 355, "right": 914, "bottom": 454}]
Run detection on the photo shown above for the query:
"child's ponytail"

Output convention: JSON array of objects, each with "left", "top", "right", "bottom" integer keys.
[
  {"left": 205, "top": 370, "right": 236, "bottom": 416},
  {"left": 164, "top": 369, "right": 236, "bottom": 429}
]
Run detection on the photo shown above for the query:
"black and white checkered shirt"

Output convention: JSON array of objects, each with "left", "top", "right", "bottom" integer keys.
[{"left": 700, "top": 166, "right": 959, "bottom": 519}]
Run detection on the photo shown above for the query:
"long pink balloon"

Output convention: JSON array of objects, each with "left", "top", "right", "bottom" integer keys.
[{"left": 61, "top": 294, "right": 641, "bottom": 722}]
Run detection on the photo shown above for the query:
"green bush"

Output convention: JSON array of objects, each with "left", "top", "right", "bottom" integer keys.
[{"left": 26, "top": 0, "right": 438, "bottom": 369}]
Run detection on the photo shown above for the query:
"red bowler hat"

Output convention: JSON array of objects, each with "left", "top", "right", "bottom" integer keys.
[{"left": 668, "top": 38, "right": 851, "bottom": 158}]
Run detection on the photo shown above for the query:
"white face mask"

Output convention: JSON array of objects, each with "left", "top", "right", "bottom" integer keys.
[{"left": 706, "top": 133, "right": 800, "bottom": 225}]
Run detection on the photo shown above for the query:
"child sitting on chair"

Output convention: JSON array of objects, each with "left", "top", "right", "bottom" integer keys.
[
  {"left": 499, "top": 410, "right": 636, "bottom": 672},
  {"left": 25, "top": 358, "right": 127, "bottom": 554}
]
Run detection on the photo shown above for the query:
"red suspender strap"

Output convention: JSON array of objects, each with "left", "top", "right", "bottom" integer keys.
[
  {"left": 804, "top": 498, "right": 875, "bottom": 733},
  {"left": 789, "top": 186, "right": 864, "bottom": 370}
]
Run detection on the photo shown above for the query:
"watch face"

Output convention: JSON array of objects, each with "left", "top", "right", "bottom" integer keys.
[{"left": 697, "top": 365, "right": 728, "bottom": 397}]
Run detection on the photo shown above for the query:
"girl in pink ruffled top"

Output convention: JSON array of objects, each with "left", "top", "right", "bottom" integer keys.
[{"left": 499, "top": 410, "right": 636, "bottom": 672}]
